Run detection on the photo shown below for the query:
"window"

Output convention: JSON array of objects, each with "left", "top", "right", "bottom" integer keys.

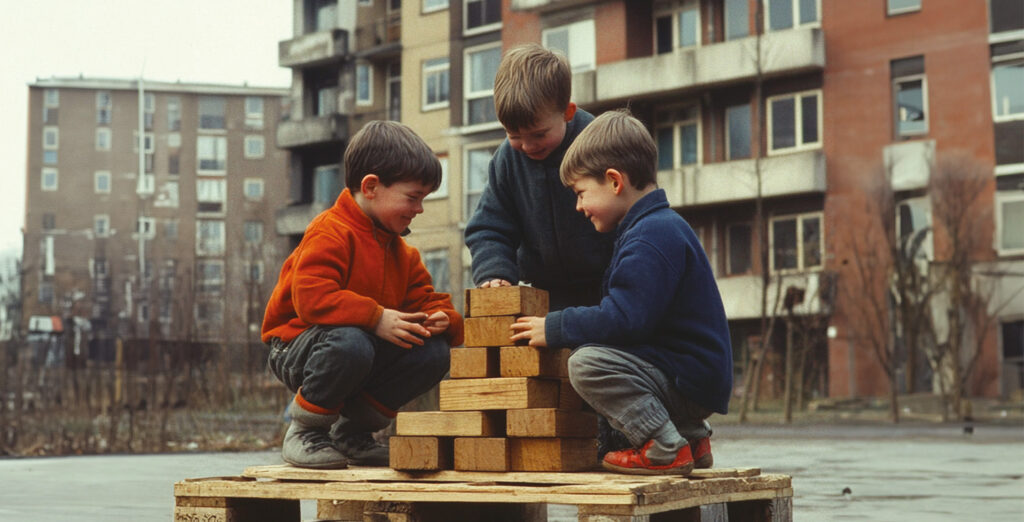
[
  {"left": 423, "top": 57, "right": 450, "bottom": 110},
  {"left": 196, "top": 220, "right": 226, "bottom": 256},
  {"left": 726, "top": 104, "right": 752, "bottom": 160},
  {"left": 887, "top": 0, "right": 920, "bottom": 15},
  {"left": 245, "top": 261, "right": 265, "bottom": 284},
  {"left": 727, "top": 223, "right": 752, "bottom": 275},
  {"left": 245, "top": 96, "right": 264, "bottom": 128},
  {"left": 465, "top": 0, "right": 501, "bottom": 34},
  {"left": 314, "top": 165, "right": 342, "bottom": 204},
  {"left": 465, "top": 144, "right": 498, "bottom": 219},
  {"left": 312, "top": 0, "right": 338, "bottom": 32},
  {"left": 725, "top": 0, "right": 749, "bottom": 40},
  {"left": 198, "top": 96, "right": 226, "bottom": 130},
  {"left": 423, "top": 249, "right": 451, "bottom": 292},
  {"left": 770, "top": 213, "right": 823, "bottom": 272},
  {"left": 43, "top": 126, "right": 58, "bottom": 165},
  {"left": 356, "top": 62, "right": 373, "bottom": 106},
  {"left": 896, "top": 196, "right": 933, "bottom": 260},
  {"left": 41, "top": 168, "right": 58, "bottom": 191},
  {"left": 196, "top": 260, "right": 225, "bottom": 294},
  {"left": 892, "top": 56, "right": 927, "bottom": 137},
  {"left": 95, "top": 171, "right": 111, "bottom": 194},
  {"left": 245, "top": 135, "right": 265, "bottom": 158},
  {"left": 42, "top": 213, "right": 55, "bottom": 230},
  {"left": 997, "top": 193, "right": 1024, "bottom": 254},
  {"left": 387, "top": 61, "right": 401, "bottom": 121},
  {"left": 168, "top": 133, "right": 181, "bottom": 148},
  {"left": 167, "top": 97, "right": 181, "bottom": 131},
  {"left": 765, "top": 0, "right": 819, "bottom": 31},
  {"left": 197, "top": 136, "right": 227, "bottom": 172},
  {"left": 655, "top": 0, "right": 700, "bottom": 54},
  {"left": 427, "top": 156, "right": 449, "bottom": 200},
  {"left": 138, "top": 171, "right": 155, "bottom": 195},
  {"left": 244, "top": 221, "right": 264, "bottom": 244},
  {"left": 165, "top": 219, "right": 179, "bottom": 240},
  {"left": 656, "top": 105, "right": 700, "bottom": 170},
  {"left": 133, "top": 132, "right": 155, "bottom": 154},
  {"left": 244, "top": 178, "right": 265, "bottom": 200},
  {"left": 168, "top": 153, "right": 180, "bottom": 175},
  {"left": 424, "top": 0, "right": 448, "bottom": 13},
  {"left": 43, "top": 150, "right": 57, "bottom": 165},
  {"left": 97, "top": 91, "right": 112, "bottom": 125},
  {"left": 43, "top": 89, "right": 59, "bottom": 124},
  {"left": 768, "top": 90, "right": 821, "bottom": 153},
  {"left": 94, "top": 215, "right": 110, "bottom": 238},
  {"left": 93, "top": 257, "right": 109, "bottom": 278},
  {"left": 992, "top": 61, "right": 1024, "bottom": 121},
  {"left": 144, "top": 93, "right": 155, "bottom": 130},
  {"left": 137, "top": 217, "right": 156, "bottom": 239},
  {"left": 990, "top": 0, "right": 1024, "bottom": 35},
  {"left": 197, "top": 179, "right": 226, "bottom": 214},
  {"left": 543, "top": 19, "right": 596, "bottom": 72},
  {"left": 465, "top": 44, "right": 501, "bottom": 126},
  {"left": 96, "top": 128, "right": 111, "bottom": 151}
]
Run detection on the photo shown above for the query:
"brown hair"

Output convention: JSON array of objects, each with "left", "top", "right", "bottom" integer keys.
[
  {"left": 343, "top": 120, "right": 442, "bottom": 192},
  {"left": 493, "top": 43, "right": 572, "bottom": 131},
  {"left": 560, "top": 109, "right": 657, "bottom": 189}
]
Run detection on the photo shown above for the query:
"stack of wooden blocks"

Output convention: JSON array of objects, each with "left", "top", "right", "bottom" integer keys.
[{"left": 390, "top": 286, "right": 598, "bottom": 472}]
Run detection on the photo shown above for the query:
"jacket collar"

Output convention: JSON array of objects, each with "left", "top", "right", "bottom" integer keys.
[
  {"left": 331, "top": 188, "right": 406, "bottom": 239},
  {"left": 615, "top": 188, "right": 669, "bottom": 239},
  {"left": 541, "top": 110, "right": 589, "bottom": 168}
]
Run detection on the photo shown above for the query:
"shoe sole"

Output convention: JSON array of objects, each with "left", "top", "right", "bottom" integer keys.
[
  {"left": 283, "top": 457, "right": 349, "bottom": 469},
  {"left": 601, "top": 460, "right": 694, "bottom": 476}
]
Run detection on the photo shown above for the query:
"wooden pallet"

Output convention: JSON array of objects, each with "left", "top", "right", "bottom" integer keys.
[{"left": 174, "top": 465, "right": 792, "bottom": 521}]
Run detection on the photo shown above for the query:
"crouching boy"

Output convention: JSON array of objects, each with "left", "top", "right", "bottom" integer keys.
[
  {"left": 510, "top": 110, "right": 732, "bottom": 475},
  {"left": 262, "top": 121, "right": 464, "bottom": 469}
]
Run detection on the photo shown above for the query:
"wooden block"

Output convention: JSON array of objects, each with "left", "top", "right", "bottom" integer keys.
[
  {"left": 463, "top": 316, "right": 518, "bottom": 347},
  {"left": 509, "top": 437, "right": 597, "bottom": 472},
  {"left": 454, "top": 437, "right": 510, "bottom": 471},
  {"left": 465, "top": 285, "right": 549, "bottom": 317},
  {"left": 558, "top": 378, "right": 585, "bottom": 411},
  {"left": 439, "top": 377, "right": 559, "bottom": 411},
  {"left": 449, "top": 347, "right": 499, "bottom": 378},
  {"left": 506, "top": 408, "right": 598, "bottom": 438},
  {"left": 388, "top": 436, "right": 452, "bottom": 471},
  {"left": 395, "top": 411, "right": 505, "bottom": 437},
  {"left": 500, "top": 346, "right": 570, "bottom": 377}
]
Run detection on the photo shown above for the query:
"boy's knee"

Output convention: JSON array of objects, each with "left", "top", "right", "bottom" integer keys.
[
  {"left": 418, "top": 337, "right": 451, "bottom": 377},
  {"left": 568, "top": 345, "right": 604, "bottom": 388},
  {"left": 321, "top": 327, "right": 375, "bottom": 368}
]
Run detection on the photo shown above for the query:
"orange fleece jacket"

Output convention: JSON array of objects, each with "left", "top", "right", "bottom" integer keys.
[{"left": 261, "top": 188, "right": 464, "bottom": 346}]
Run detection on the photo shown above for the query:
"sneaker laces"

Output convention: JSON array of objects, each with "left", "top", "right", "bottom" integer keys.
[{"left": 298, "top": 429, "right": 336, "bottom": 452}]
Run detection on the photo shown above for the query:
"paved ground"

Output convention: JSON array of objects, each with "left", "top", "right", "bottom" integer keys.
[{"left": 0, "top": 422, "right": 1021, "bottom": 521}]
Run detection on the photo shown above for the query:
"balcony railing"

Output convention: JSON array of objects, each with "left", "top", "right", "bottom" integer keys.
[
  {"left": 275, "top": 202, "right": 331, "bottom": 237},
  {"left": 717, "top": 271, "right": 833, "bottom": 320},
  {"left": 279, "top": 29, "right": 349, "bottom": 69}
]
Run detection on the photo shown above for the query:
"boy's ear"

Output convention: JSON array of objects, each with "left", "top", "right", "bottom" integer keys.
[
  {"left": 563, "top": 102, "right": 577, "bottom": 122},
  {"left": 605, "top": 168, "right": 624, "bottom": 195},
  {"left": 360, "top": 174, "right": 380, "bottom": 198}
]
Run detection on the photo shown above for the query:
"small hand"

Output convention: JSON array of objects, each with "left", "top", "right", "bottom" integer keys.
[
  {"left": 479, "top": 279, "right": 512, "bottom": 288},
  {"left": 509, "top": 316, "right": 547, "bottom": 347},
  {"left": 374, "top": 309, "right": 430, "bottom": 349},
  {"left": 422, "top": 311, "right": 450, "bottom": 336}
]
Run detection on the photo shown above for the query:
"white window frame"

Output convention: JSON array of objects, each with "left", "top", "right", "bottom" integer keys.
[
  {"left": 464, "top": 42, "right": 502, "bottom": 127},
  {"left": 244, "top": 135, "right": 265, "bottom": 158},
  {"left": 769, "top": 212, "right": 824, "bottom": 274},
  {"left": 197, "top": 136, "right": 228, "bottom": 174},
  {"left": 167, "top": 97, "right": 181, "bottom": 131},
  {"left": 197, "top": 178, "right": 227, "bottom": 215},
  {"left": 144, "top": 93, "right": 155, "bottom": 129},
  {"left": 96, "top": 128, "right": 112, "bottom": 151},
  {"left": 427, "top": 155, "right": 450, "bottom": 200},
  {"left": 654, "top": 0, "right": 701, "bottom": 52},
  {"left": 655, "top": 105, "right": 702, "bottom": 171},
  {"left": 358, "top": 0, "right": 372, "bottom": 5},
  {"left": 464, "top": 0, "right": 502, "bottom": 36},
  {"left": 244, "top": 220, "right": 264, "bottom": 244},
  {"left": 895, "top": 195, "right": 934, "bottom": 261},
  {"left": 422, "top": 57, "right": 451, "bottom": 111},
  {"left": 92, "top": 257, "right": 109, "bottom": 278},
  {"left": 463, "top": 141, "right": 500, "bottom": 220},
  {"left": 996, "top": 192, "right": 1024, "bottom": 255},
  {"left": 245, "top": 96, "right": 265, "bottom": 129},
  {"left": 244, "top": 178, "right": 265, "bottom": 201},
  {"left": 137, "top": 172, "right": 155, "bottom": 195},
  {"left": 893, "top": 73, "right": 929, "bottom": 137},
  {"left": 196, "top": 220, "right": 226, "bottom": 256},
  {"left": 133, "top": 131, "right": 155, "bottom": 154},
  {"left": 887, "top": 0, "right": 921, "bottom": 15},
  {"left": 137, "top": 217, "right": 156, "bottom": 240},
  {"left": 94, "top": 215, "right": 110, "bottom": 238},
  {"left": 95, "top": 170, "right": 111, "bottom": 194},
  {"left": 168, "top": 132, "right": 181, "bottom": 148},
  {"left": 198, "top": 96, "right": 227, "bottom": 131},
  {"left": 196, "top": 260, "right": 225, "bottom": 294},
  {"left": 763, "top": 0, "right": 820, "bottom": 32},
  {"left": 543, "top": 18, "right": 596, "bottom": 72},
  {"left": 991, "top": 59, "right": 1024, "bottom": 123},
  {"left": 422, "top": 248, "right": 451, "bottom": 292},
  {"left": 44, "top": 89, "right": 59, "bottom": 107},
  {"left": 356, "top": 61, "right": 373, "bottom": 106},
  {"left": 767, "top": 89, "right": 822, "bottom": 154},
  {"left": 725, "top": 103, "right": 752, "bottom": 161},
  {"left": 245, "top": 260, "right": 265, "bottom": 284},
  {"left": 423, "top": 0, "right": 449, "bottom": 13},
  {"left": 43, "top": 127, "right": 59, "bottom": 150},
  {"left": 96, "top": 91, "right": 112, "bottom": 125},
  {"left": 41, "top": 168, "right": 58, "bottom": 191}
]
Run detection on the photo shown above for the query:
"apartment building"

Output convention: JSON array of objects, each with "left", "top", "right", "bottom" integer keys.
[{"left": 23, "top": 77, "right": 290, "bottom": 352}]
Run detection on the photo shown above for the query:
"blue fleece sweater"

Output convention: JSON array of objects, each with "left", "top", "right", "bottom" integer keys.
[
  {"left": 546, "top": 189, "right": 733, "bottom": 414},
  {"left": 464, "top": 109, "right": 614, "bottom": 311}
]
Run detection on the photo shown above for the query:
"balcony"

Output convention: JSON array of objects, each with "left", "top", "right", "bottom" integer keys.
[
  {"left": 275, "top": 202, "right": 330, "bottom": 236},
  {"left": 355, "top": 15, "right": 401, "bottom": 60},
  {"left": 279, "top": 29, "right": 349, "bottom": 69},
  {"left": 659, "top": 149, "right": 826, "bottom": 208},
  {"left": 276, "top": 113, "right": 348, "bottom": 149},
  {"left": 884, "top": 140, "right": 934, "bottom": 191},
  {"left": 510, "top": 0, "right": 595, "bottom": 13},
  {"left": 718, "top": 271, "right": 833, "bottom": 320},
  {"left": 574, "top": 27, "right": 824, "bottom": 106}
]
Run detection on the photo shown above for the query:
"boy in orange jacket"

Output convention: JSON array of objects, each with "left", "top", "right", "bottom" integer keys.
[{"left": 262, "top": 121, "right": 464, "bottom": 469}]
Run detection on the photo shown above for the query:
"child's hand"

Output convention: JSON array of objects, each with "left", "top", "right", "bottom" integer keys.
[
  {"left": 509, "top": 316, "right": 547, "bottom": 347},
  {"left": 422, "top": 311, "right": 450, "bottom": 336},
  {"left": 479, "top": 279, "right": 512, "bottom": 288},
  {"left": 374, "top": 309, "right": 430, "bottom": 349}
]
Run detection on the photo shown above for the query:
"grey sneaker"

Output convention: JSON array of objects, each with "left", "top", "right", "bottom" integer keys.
[
  {"left": 282, "top": 401, "right": 348, "bottom": 469},
  {"left": 333, "top": 431, "right": 389, "bottom": 466}
]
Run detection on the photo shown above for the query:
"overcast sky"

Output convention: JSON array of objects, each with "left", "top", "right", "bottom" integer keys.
[{"left": 0, "top": 0, "right": 293, "bottom": 254}]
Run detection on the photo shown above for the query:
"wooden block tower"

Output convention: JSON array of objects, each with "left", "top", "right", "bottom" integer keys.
[{"left": 390, "top": 286, "right": 597, "bottom": 472}]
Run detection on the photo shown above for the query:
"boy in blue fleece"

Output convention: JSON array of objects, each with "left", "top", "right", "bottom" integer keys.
[{"left": 510, "top": 110, "right": 733, "bottom": 475}]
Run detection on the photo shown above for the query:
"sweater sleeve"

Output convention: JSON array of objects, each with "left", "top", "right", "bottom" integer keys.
[
  {"left": 292, "top": 229, "right": 384, "bottom": 330},
  {"left": 464, "top": 145, "right": 521, "bottom": 286},
  {"left": 401, "top": 247, "right": 465, "bottom": 346}
]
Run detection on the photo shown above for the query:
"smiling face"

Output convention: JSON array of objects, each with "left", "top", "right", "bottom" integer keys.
[
  {"left": 506, "top": 103, "right": 576, "bottom": 161},
  {"left": 568, "top": 171, "right": 630, "bottom": 234},
  {"left": 359, "top": 177, "right": 433, "bottom": 235}
]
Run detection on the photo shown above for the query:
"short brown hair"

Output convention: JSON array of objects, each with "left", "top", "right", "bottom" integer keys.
[
  {"left": 343, "top": 120, "right": 442, "bottom": 192},
  {"left": 560, "top": 109, "right": 657, "bottom": 189},
  {"left": 493, "top": 43, "right": 572, "bottom": 131}
]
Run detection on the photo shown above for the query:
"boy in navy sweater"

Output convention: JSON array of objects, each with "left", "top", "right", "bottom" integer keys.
[{"left": 510, "top": 110, "right": 733, "bottom": 475}]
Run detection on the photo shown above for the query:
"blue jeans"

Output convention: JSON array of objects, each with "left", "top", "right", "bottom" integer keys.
[
  {"left": 267, "top": 326, "right": 450, "bottom": 430},
  {"left": 568, "top": 345, "right": 711, "bottom": 448}
]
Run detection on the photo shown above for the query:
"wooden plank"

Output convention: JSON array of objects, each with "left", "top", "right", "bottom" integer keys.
[
  {"left": 506, "top": 408, "right": 598, "bottom": 438},
  {"left": 464, "top": 316, "right": 518, "bottom": 347},
  {"left": 396, "top": 411, "right": 505, "bottom": 437},
  {"left": 449, "top": 347, "right": 500, "bottom": 378},
  {"left": 558, "top": 378, "right": 585, "bottom": 411},
  {"left": 465, "top": 286, "right": 549, "bottom": 317},
  {"left": 389, "top": 436, "right": 452, "bottom": 471},
  {"left": 174, "top": 496, "right": 300, "bottom": 522},
  {"left": 509, "top": 437, "right": 598, "bottom": 472},
  {"left": 316, "top": 499, "right": 366, "bottom": 521},
  {"left": 454, "top": 437, "right": 510, "bottom": 472},
  {"left": 500, "top": 346, "right": 570, "bottom": 377},
  {"left": 439, "top": 377, "right": 559, "bottom": 411}
]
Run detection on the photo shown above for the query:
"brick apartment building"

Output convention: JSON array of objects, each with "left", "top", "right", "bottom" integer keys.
[{"left": 23, "top": 78, "right": 291, "bottom": 354}]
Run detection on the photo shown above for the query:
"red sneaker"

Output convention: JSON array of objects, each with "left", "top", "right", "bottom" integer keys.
[
  {"left": 602, "top": 440, "right": 695, "bottom": 475},
  {"left": 691, "top": 437, "right": 713, "bottom": 469}
]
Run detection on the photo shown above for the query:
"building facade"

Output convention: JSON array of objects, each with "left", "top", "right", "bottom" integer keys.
[{"left": 23, "top": 78, "right": 290, "bottom": 352}]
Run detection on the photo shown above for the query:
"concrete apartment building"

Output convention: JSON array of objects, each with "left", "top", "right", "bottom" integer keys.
[{"left": 23, "top": 78, "right": 290, "bottom": 353}]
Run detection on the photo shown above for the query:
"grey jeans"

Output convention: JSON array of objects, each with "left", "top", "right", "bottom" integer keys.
[{"left": 568, "top": 345, "right": 711, "bottom": 447}]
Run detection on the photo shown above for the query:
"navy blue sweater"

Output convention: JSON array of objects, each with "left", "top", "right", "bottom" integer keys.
[
  {"left": 546, "top": 189, "right": 733, "bottom": 414},
  {"left": 464, "top": 109, "right": 614, "bottom": 311}
]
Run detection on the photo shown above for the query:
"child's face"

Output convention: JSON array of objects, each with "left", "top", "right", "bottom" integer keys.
[
  {"left": 506, "top": 103, "right": 576, "bottom": 161},
  {"left": 568, "top": 172, "right": 629, "bottom": 234},
  {"left": 361, "top": 178, "right": 433, "bottom": 235}
]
